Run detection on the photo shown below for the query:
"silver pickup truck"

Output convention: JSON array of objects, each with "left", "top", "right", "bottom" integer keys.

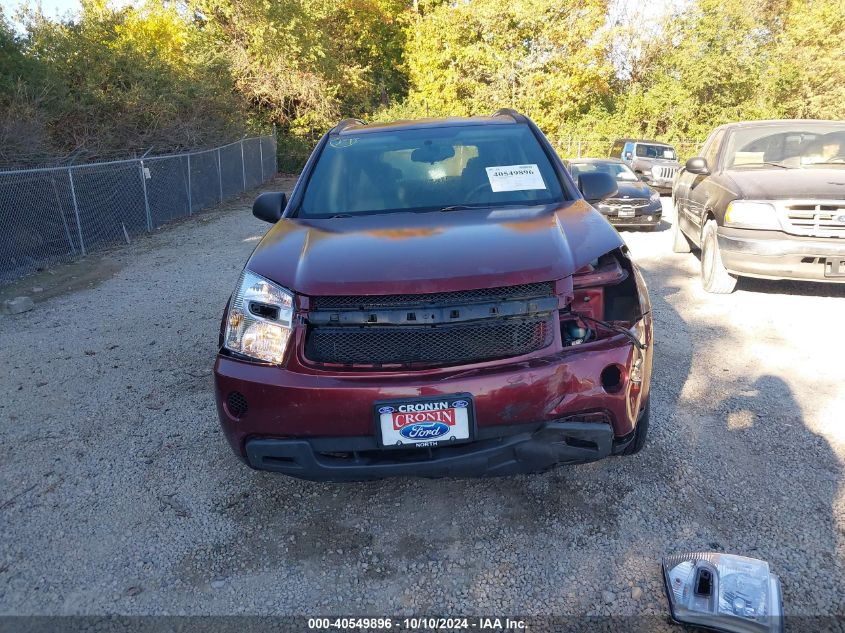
[{"left": 610, "top": 138, "right": 680, "bottom": 193}]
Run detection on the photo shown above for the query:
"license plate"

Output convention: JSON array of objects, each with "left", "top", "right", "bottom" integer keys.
[
  {"left": 618, "top": 208, "right": 636, "bottom": 217},
  {"left": 375, "top": 394, "right": 474, "bottom": 449}
]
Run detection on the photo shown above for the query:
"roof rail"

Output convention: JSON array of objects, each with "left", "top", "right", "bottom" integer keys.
[
  {"left": 333, "top": 118, "right": 366, "bottom": 133},
  {"left": 491, "top": 108, "right": 527, "bottom": 123}
]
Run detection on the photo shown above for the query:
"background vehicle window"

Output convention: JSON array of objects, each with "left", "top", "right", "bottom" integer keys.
[
  {"left": 635, "top": 144, "right": 677, "bottom": 160},
  {"left": 724, "top": 123, "right": 845, "bottom": 168},
  {"left": 701, "top": 130, "right": 724, "bottom": 170},
  {"left": 569, "top": 162, "right": 638, "bottom": 182},
  {"left": 609, "top": 141, "right": 624, "bottom": 157},
  {"left": 299, "top": 125, "right": 565, "bottom": 217}
]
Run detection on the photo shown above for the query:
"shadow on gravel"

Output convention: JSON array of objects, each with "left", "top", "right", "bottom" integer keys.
[
  {"left": 737, "top": 276, "right": 845, "bottom": 297},
  {"left": 628, "top": 257, "right": 844, "bottom": 616},
  {"left": 180, "top": 247, "right": 842, "bottom": 617}
]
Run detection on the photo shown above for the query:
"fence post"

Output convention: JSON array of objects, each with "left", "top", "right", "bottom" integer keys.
[
  {"left": 50, "top": 174, "right": 76, "bottom": 256},
  {"left": 240, "top": 139, "right": 247, "bottom": 191},
  {"left": 259, "top": 138, "right": 265, "bottom": 183},
  {"left": 67, "top": 167, "right": 86, "bottom": 256},
  {"left": 187, "top": 153, "right": 192, "bottom": 215},
  {"left": 217, "top": 148, "right": 223, "bottom": 203},
  {"left": 577, "top": 140, "right": 582, "bottom": 158},
  {"left": 139, "top": 160, "right": 152, "bottom": 231}
]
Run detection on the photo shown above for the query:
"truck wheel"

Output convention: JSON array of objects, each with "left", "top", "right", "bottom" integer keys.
[
  {"left": 700, "top": 219, "right": 737, "bottom": 294},
  {"left": 672, "top": 202, "right": 692, "bottom": 253},
  {"left": 620, "top": 398, "right": 649, "bottom": 456}
]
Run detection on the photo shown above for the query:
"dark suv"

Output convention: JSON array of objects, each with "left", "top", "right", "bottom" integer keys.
[
  {"left": 673, "top": 119, "right": 845, "bottom": 293},
  {"left": 214, "top": 111, "right": 654, "bottom": 481},
  {"left": 610, "top": 139, "right": 680, "bottom": 193}
]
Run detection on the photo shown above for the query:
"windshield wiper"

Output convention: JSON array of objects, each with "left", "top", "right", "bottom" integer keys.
[
  {"left": 438, "top": 204, "right": 493, "bottom": 212},
  {"left": 735, "top": 161, "right": 793, "bottom": 169}
]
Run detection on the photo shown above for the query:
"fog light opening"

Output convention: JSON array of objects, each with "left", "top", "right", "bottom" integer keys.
[
  {"left": 226, "top": 391, "right": 249, "bottom": 418},
  {"left": 600, "top": 364, "right": 625, "bottom": 393}
]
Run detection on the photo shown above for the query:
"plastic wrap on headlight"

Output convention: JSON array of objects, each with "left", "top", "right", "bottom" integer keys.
[{"left": 224, "top": 270, "right": 293, "bottom": 364}]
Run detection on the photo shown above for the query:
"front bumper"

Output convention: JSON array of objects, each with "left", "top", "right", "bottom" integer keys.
[
  {"left": 245, "top": 421, "right": 617, "bottom": 481},
  {"left": 717, "top": 227, "right": 845, "bottom": 282},
  {"left": 214, "top": 316, "right": 653, "bottom": 478},
  {"left": 607, "top": 212, "right": 662, "bottom": 228},
  {"left": 598, "top": 201, "right": 662, "bottom": 228}
]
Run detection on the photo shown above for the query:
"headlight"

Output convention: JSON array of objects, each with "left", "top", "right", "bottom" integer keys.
[
  {"left": 724, "top": 201, "right": 781, "bottom": 230},
  {"left": 649, "top": 191, "right": 660, "bottom": 202},
  {"left": 223, "top": 270, "right": 294, "bottom": 364}
]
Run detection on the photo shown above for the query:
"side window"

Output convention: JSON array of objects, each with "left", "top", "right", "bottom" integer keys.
[
  {"left": 702, "top": 130, "right": 725, "bottom": 171},
  {"left": 609, "top": 141, "right": 623, "bottom": 158}
]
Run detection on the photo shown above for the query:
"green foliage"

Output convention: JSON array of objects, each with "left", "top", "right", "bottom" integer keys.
[
  {"left": 766, "top": 0, "right": 845, "bottom": 120},
  {"left": 2, "top": 0, "right": 845, "bottom": 168},
  {"left": 186, "top": 0, "right": 409, "bottom": 133},
  {"left": 390, "top": 0, "right": 613, "bottom": 136}
]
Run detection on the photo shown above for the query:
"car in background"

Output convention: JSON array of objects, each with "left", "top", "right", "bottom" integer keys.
[
  {"left": 566, "top": 158, "right": 662, "bottom": 230},
  {"left": 213, "top": 110, "right": 654, "bottom": 481},
  {"left": 610, "top": 139, "right": 681, "bottom": 193},
  {"left": 672, "top": 119, "right": 845, "bottom": 293}
]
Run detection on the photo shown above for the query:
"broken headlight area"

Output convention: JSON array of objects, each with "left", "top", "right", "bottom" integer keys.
[
  {"left": 560, "top": 248, "right": 649, "bottom": 350},
  {"left": 663, "top": 552, "right": 783, "bottom": 633}
]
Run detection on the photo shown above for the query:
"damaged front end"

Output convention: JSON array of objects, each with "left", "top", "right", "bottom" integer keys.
[
  {"left": 214, "top": 246, "right": 654, "bottom": 480},
  {"left": 553, "top": 246, "right": 653, "bottom": 452}
]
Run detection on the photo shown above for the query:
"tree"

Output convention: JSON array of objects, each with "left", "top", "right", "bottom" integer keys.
[
  {"left": 186, "top": 0, "right": 409, "bottom": 134},
  {"left": 393, "top": 0, "right": 614, "bottom": 140},
  {"left": 765, "top": 0, "right": 845, "bottom": 119}
]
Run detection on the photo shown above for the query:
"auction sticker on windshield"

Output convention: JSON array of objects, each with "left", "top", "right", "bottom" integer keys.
[
  {"left": 485, "top": 164, "right": 546, "bottom": 192},
  {"left": 375, "top": 394, "right": 474, "bottom": 449}
]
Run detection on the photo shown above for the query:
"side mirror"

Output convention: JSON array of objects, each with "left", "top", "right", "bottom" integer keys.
[
  {"left": 624, "top": 152, "right": 632, "bottom": 160},
  {"left": 253, "top": 192, "right": 287, "bottom": 223},
  {"left": 685, "top": 157, "right": 710, "bottom": 175},
  {"left": 578, "top": 172, "right": 618, "bottom": 202}
]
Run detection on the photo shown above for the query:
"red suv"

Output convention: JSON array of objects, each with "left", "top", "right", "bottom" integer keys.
[{"left": 214, "top": 110, "right": 654, "bottom": 481}]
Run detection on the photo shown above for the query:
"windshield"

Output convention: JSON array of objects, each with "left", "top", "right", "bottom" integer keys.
[
  {"left": 635, "top": 144, "right": 676, "bottom": 160},
  {"left": 298, "top": 124, "right": 565, "bottom": 217},
  {"left": 569, "top": 161, "right": 639, "bottom": 182},
  {"left": 724, "top": 123, "right": 845, "bottom": 168}
]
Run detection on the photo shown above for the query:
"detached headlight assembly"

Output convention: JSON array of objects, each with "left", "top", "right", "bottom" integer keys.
[
  {"left": 223, "top": 270, "right": 294, "bottom": 364},
  {"left": 724, "top": 201, "right": 781, "bottom": 230}
]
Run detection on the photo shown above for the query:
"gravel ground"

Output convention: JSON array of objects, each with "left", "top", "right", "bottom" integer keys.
[{"left": 1, "top": 182, "right": 844, "bottom": 623}]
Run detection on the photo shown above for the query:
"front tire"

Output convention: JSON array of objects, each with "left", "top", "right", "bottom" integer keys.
[
  {"left": 672, "top": 202, "right": 693, "bottom": 253},
  {"left": 700, "top": 219, "right": 737, "bottom": 294}
]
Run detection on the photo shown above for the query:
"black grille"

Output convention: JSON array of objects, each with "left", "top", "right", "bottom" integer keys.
[
  {"left": 310, "top": 282, "right": 554, "bottom": 311},
  {"left": 603, "top": 198, "right": 650, "bottom": 208},
  {"left": 305, "top": 316, "right": 553, "bottom": 367}
]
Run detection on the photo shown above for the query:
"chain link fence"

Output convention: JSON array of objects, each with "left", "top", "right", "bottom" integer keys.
[{"left": 0, "top": 135, "right": 277, "bottom": 283}]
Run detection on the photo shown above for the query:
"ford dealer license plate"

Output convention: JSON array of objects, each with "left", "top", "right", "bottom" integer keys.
[
  {"left": 618, "top": 207, "right": 635, "bottom": 217},
  {"left": 375, "top": 394, "right": 474, "bottom": 449}
]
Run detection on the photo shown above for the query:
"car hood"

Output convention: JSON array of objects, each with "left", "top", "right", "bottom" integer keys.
[
  {"left": 724, "top": 168, "right": 845, "bottom": 200},
  {"left": 610, "top": 181, "right": 654, "bottom": 200},
  {"left": 246, "top": 201, "right": 623, "bottom": 296}
]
